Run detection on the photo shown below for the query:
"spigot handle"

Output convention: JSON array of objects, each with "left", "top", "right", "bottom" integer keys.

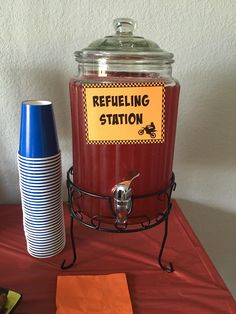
[
  {"left": 119, "top": 172, "right": 140, "bottom": 190},
  {"left": 112, "top": 172, "right": 140, "bottom": 194}
]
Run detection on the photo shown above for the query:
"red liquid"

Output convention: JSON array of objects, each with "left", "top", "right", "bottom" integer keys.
[{"left": 69, "top": 77, "right": 180, "bottom": 221}]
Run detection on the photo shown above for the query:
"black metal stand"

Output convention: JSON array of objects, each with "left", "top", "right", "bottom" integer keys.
[{"left": 61, "top": 167, "right": 176, "bottom": 272}]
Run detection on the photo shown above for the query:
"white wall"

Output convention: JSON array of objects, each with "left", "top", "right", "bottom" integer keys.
[{"left": 0, "top": 0, "right": 235, "bottom": 298}]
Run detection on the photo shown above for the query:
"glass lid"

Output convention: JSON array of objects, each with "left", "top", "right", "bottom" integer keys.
[{"left": 75, "top": 18, "right": 174, "bottom": 65}]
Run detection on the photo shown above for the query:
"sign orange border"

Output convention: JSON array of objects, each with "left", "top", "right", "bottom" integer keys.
[{"left": 82, "top": 82, "right": 165, "bottom": 145}]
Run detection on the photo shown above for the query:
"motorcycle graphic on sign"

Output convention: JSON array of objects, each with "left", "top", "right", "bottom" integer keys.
[{"left": 138, "top": 122, "right": 157, "bottom": 138}]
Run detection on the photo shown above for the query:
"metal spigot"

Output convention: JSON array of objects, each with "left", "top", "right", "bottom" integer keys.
[{"left": 112, "top": 173, "right": 140, "bottom": 225}]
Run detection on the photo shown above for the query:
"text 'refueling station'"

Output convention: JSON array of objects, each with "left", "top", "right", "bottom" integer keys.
[{"left": 83, "top": 82, "right": 165, "bottom": 144}]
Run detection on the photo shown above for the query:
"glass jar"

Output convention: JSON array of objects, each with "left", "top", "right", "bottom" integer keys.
[{"left": 69, "top": 18, "right": 180, "bottom": 226}]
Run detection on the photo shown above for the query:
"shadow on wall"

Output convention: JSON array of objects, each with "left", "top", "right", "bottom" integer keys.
[
  {"left": 175, "top": 67, "right": 236, "bottom": 168},
  {"left": 173, "top": 67, "right": 236, "bottom": 298},
  {"left": 0, "top": 165, "right": 17, "bottom": 203},
  {"left": 0, "top": 65, "right": 71, "bottom": 203},
  {"left": 177, "top": 198, "right": 236, "bottom": 298},
  {"left": 21, "top": 65, "right": 72, "bottom": 200},
  {"left": 17, "top": 65, "right": 71, "bottom": 142}
]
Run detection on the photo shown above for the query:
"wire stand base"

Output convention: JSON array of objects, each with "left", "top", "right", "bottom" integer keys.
[{"left": 61, "top": 167, "right": 176, "bottom": 272}]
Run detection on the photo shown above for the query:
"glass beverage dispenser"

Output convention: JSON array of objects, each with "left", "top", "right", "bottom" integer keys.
[{"left": 64, "top": 18, "right": 180, "bottom": 271}]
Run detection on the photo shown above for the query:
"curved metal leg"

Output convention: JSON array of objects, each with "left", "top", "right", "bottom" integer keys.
[
  {"left": 61, "top": 215, "right": 77, "bottom": 270},
  {"left": 158, "top": 215, "right": 174, "bottom": 273}
]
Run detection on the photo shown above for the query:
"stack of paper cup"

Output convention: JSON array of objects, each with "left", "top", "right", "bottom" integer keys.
[{"left": 18, "top": 100, "right": 65, "bottom": 258}]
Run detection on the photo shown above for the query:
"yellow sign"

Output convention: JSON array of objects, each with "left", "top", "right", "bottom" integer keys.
[{"left": 83, "top": 82, "right": 165, "bottom": 144}]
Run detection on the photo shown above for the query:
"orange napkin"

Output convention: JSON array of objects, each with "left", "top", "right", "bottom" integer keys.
[{"left": 56, "top": 273, "right": 133, "bottom": 314}]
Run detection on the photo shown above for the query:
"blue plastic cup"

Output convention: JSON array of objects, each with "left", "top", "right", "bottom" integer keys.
[{"left": 19, "top": 100, "right": 59, "bottom": 158}]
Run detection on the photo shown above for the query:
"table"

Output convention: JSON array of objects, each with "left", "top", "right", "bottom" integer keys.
[{"left": 0, "top": 201, "right": 235, "bottom": 313}]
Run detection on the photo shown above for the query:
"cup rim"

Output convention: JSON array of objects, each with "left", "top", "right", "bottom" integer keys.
[
  {"left": 24, "top": 216, "right": 64, "bottom": 227},
  {"left": 19, "top": 178, "right": 62, "bottom": 185},
  {"left": 22, "top": 197, "right": 62, "bottom": 210},
  {"left": 25, "top": 225, "right": 64, "bottom": 235},
  {"left": 25, "top": 225, "right": 64, "bottom": 236},
  {"left": 24, "top": 222, "right": 64, "bottom": 233},
  {"left": 26, "top": 236, "right": 65, "bottom": 247},
  {"left": 18, "top": 159, "right": 61, "bottom": 167},
  {"left": 22, "top": 189, "right": 61, "bottom": 197},
  {"left": 22, "top": 100, "right": 52, "bottom": 106},
  {"left": 17, "top": 158, "right": 61, "bottom": 168},
  {"left": 24, "top": 204, "right": 63, "bottom": 212},
  {"left": 23, "top": 211, "right": 63, "bottom": 219},
  {"left": 24, "top": 215, "right": 64, "bottom": 225},
  {"left": 23, "top": 211, "right": 63, "bottom": 220},
  {"left": 19, "top": 170, "right": 62, "bottom": 181},
  {"left": 18, "top": 158, "right": 61, "bottom": 166},
  {"left": 27, "top": 242, "right": 65, "bottom": 257},
  {"left": 27, "top": 248, "right": 64, "bottom": 258},
  {"left": 27, "top": 242, "right": 65, "bottom": 255},
  {"left": 21, "top": 190, "right": 62, "bottom": 200},
  {"left": 21, "top": 197, "right": 62, "bottom": 206},
  {"left": 18, "top": 161, "right": 61, "bottom": 171},
  {"left": 25, "top": 230, "right": 65, "bottom": 241},
  {"left": 26, "top": 240, "right": 65, "bottom": 250},
  {"left": 19, "top": 175, "right": 62, "bottom": 184},
  {"left": 21, "top": 202, "right": 63, "bottom": 210},
  {"left": 20, "top": 185, "right": 60, "bottom": 195},
  {"left": 18, "top": 167, "right": 61, "bottom": 177},
  {"left": 22, "top": 199, "right": 60, "bottom": 212},
  {"left": 20, "top": 183, "right": 61, "bottom": 190},
  {"left": 18, "top": 151, "right": 61, "bottom": 161},
  {"left": 21, "top": 190, "right": 61, "bottom": 198},
  {"left": 24, "top": 219, "right": 64, "bottom": 230},
  {"left": 20, "top": 183, "right": 61, "bottom": 191},
  {"left": 24, "top": 219, "right": 64, "bottom": 229},
  {"left": 23, "top": 206, "right": 63, "bottom": 217},
  {"left": 26, "top": 237, "right": 64, "bottom": 245}
]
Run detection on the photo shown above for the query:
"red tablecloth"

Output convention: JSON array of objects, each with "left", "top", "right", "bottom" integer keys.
[{"left": 0, "top": 201, "right": 235, "bottom": 314}]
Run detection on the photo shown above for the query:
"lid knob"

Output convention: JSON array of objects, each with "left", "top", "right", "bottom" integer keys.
[{"left": 113, "top": 18, "right": 136, "bottom": 35}]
